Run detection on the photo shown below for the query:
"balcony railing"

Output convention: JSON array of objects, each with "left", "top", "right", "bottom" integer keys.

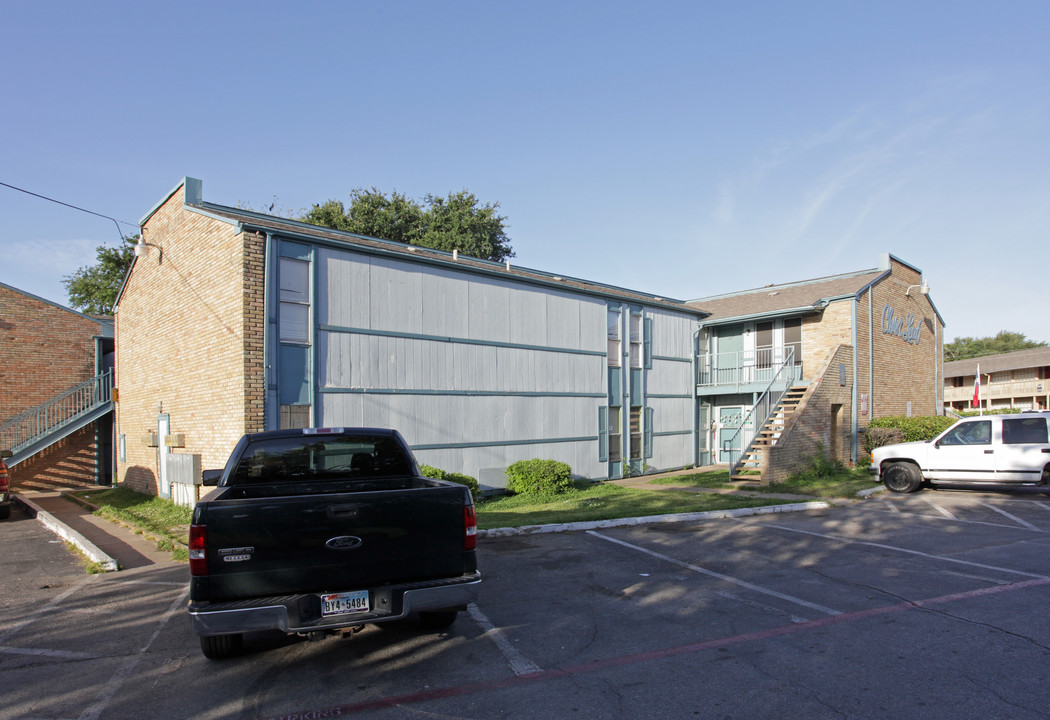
[
  {"left": 718, "top": 348, "right": 797, "bottom": 470},
  {"left": 698, "top": 348, "right": 803, "bottom": 389},
  {"left": 0, "top": 370, "right": 113, "bottom": 455}
]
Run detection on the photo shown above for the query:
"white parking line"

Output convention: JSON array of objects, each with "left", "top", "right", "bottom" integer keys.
[
  {"left": 468, "top": 603, "right": 542, "bottom": 677},
  {"left": 756, "top": 522, "right": 1048, "bottom": 579},
  {"left": 981, "top": 503, "right": 1040, "bottom": 531},
  {"left": 882, "top": 500, "right": 901, "bottom": 513},
  {"left": 923, "top": 497, "right": 957, "bottom": 520},
  {"left": 587, "top": 530, "right": 842, "bottom": 617}
]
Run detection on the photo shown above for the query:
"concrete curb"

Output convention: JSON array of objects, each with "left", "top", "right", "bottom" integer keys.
[
  {"left": 479, "top": 500, "right": 833, "bottom": 538},
  {"left": 14, "top": 494, "right": 120, "bottom": 572}
]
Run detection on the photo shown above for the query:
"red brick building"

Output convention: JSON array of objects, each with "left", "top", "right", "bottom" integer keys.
[{"left": 0, "top": 282, "right": 114, "bottom": 488}]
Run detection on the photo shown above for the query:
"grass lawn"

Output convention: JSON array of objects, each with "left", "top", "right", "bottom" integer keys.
[
  {"left": 70, "top": 486, "right": 192, "bottom": 560},
  {"left": 757, "top": 467, "right": 877, "bottom": 498},
  {"left": 475, "top": 481, "right": 796, "bottom": 530}
]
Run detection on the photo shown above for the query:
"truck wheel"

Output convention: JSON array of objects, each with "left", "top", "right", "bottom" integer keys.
[
  {"left": 419, "top": 611, "right": 458, "bottom": 630},
  {"left": 0, "top": 505, "right": 10, "bottom": 520},
  {"left": 200, "top": 633, "right": 243, "bottom": 659},
  {"left": 883, "top": 462, "right": 923, "bottom": 494}
]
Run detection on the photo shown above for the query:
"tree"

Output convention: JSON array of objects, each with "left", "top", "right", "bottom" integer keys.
[
  {"left": 300, "top": 188, "right": 513, "bottom": 262},
  {"left": 945, "top": 331, "right": 1047, "bottom": 361},
  {"left": 63, "top": 235, "right": 137, "bottom": 314}
]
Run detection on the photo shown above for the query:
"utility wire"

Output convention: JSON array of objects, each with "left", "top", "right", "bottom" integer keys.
[{"left": 0, "top": 181, "right": 139, "bottom": 243}]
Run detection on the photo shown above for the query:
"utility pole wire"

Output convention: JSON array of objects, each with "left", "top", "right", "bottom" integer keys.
[{"left": 0, "top": 181, "right": 139, "bottom": 243}]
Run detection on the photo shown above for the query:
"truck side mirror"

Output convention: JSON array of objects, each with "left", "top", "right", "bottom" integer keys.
[{"left": 201, "top": 469, "right": 223, "bottom": 486}]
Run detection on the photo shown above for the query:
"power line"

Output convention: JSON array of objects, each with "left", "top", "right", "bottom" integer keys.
[{"left": 0, "top": 181, "right": 139, "bottom": 242}]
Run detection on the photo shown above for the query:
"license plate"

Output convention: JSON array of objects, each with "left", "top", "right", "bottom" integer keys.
[{"left": 320, "top": 590, "right": 369, "bottom": 617}]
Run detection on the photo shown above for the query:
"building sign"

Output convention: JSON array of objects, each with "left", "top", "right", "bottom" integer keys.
[{"left": 882, "top": 305, "right": 922, "bottom": 345}]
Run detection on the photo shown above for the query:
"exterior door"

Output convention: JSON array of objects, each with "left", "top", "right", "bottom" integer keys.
[
  {"left": 717, "top": 325, "right": 745, "bottom": 384},
  {"left": 925, "top": 419, "right": 994, "bottom": 482},
  {"left": 996, "top": 416, "right": 1050, "bottom": 482},
  {"left": 717, "top": 406, "right": 744, "bottom": 464}
]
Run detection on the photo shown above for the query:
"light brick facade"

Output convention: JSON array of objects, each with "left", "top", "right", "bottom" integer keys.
[{"left": 115, "top": 182, "right": 265, "bottom": 494}]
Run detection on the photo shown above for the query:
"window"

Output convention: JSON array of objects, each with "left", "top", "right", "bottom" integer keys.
[
  {"left": 608, "top": 407, "right": 622, "bottom": 462},
  {"left": 784, "top": 318, "right": 802, "bottom": 366},
  {"left": 940, "top": 421, "right": 991, "bottom": 446},
  {"left": 607, "top": 309, "right": 621, "bottom": 367},
  {"left": 1003, "top": 418, "right": 1049, "bottom": 445},
  {"left": 630, "top": 407, "right": 642, "bottom": 459},
  {"left": 755, "top": 321, "right": 773, "bottom": 368},
  {"left": 629, "top": 312, "right": 642, "bottom": 369},
  {"left": 280, "top": 257, "right": 310, "bottom": 344}
]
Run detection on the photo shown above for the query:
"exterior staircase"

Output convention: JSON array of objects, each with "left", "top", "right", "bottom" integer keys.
[
  {"left": 730, "top": 385, "right": 807, "bottom": 481},
  {"left": 0, "top": 370, "right": 113, "bottom": 466}
]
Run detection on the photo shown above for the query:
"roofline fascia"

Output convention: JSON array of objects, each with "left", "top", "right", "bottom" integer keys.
[
  {"left": 0, "top": 280, "right": 112, "bottom": 329},
  {"left": 203, "top": 203, "right": 707, "bottom": 317},
  {"left": 696, "top": 304, "right": 825, "bottom": 328},
  {"left": 687, "top": 267, "right": 881, "bottom": 305}
]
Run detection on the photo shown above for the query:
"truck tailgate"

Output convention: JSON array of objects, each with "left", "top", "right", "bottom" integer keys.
[{"left": 200, "top": 483, "right": 468, "bottom": 601}]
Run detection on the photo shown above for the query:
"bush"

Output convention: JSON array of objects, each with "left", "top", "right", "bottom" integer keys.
[
  {"left": 505, "top": 459, "right": 574, "bottom": 495},
  {"left": 862, "top": 427, "right": 906, "bottom": 455},
  {"left": 419, "top": 464, "right": 480, "bottom": 497},
  {"left": 867, "top": 415, "right": 955, "bottom": 443}
]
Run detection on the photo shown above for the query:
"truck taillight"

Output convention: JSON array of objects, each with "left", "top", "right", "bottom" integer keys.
[
  {"left": 464, "top": 503, "right": 477, "bottom": 551},
  {"left": 0, "top": 461, "right": 8, "bottom": 493},
  {"left": 189, "top": 524, "right": 208, "bottom": 576}
]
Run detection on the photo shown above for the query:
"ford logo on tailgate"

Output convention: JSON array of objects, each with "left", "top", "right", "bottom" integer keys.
[{"left": 326, "top": 535, "right": 364, "bottom": 550}]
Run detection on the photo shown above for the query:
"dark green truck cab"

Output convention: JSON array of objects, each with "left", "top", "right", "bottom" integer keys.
[{"left": 187, "top": 427, "right": 479, "bottom": 659}]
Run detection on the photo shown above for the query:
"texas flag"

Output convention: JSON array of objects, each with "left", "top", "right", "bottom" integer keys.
[{"left": 971, "top": 363, "right": 981, "bottom": 408}]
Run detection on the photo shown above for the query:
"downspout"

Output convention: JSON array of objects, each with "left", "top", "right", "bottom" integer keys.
[
  {"left": 851, "top": 297, "right": 859, "bottom": 465},
  {"left": 692, "top": 325, "right": 701, "bottom": 468},
  {"left": 868, "top": 287, "right": 874, "bottom": 420},
  {"left": 262, "top": 232, "right": 275, "bottom": 431}
]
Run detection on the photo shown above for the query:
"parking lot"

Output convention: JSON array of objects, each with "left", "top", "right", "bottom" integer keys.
[{"left": 4, "top": 489, "right": 1050, "bottom": 719}]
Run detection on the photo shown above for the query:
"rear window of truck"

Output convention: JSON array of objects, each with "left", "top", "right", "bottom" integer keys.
[{"left": 230, "top": 436, "right": 411, "bottom": 484}]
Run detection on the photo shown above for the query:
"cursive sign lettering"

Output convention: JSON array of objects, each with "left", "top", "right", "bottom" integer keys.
[{"left": 882, "top": 305, "right": 922, "bottom": 345}]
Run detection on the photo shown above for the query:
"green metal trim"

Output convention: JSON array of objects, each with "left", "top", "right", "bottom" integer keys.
[
  {"left": 318, "top": 387, "right": 605, "bottom": 398},
  {"left": 646, "top": 393, "right": 694, "bottom": 399},
  {"left": 651, "top": 355, "right": 692, "bottom": 363},
  {"left": 412, "top": 436, "right": 598, "bottom": 451},
  {"left": 653, "top": 429, "right": 691, "bottom": 437},
  {"left": 319, "top": 324, "right": 607, "bottom": 357}
]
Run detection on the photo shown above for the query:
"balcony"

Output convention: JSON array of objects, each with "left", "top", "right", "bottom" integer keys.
[
  {"left": 944, "top": 378, "right": 1049, "bottom": 409},
  {"left": 698, "top": 348, "right": 803, "bottom": 395}
]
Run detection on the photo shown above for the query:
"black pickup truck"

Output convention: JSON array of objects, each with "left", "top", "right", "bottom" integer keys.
[{"left": 187, "top": 427, "right": 480, "bottom": 659}]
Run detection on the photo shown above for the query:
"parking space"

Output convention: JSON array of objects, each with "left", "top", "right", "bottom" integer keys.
[{"left": 5, "top": 490, "right": 1050, "bottom": 719}]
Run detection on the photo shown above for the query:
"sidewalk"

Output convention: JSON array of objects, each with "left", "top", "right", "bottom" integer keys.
[{"left": 15, "top": 490, "right": 181, "bottom": 571}]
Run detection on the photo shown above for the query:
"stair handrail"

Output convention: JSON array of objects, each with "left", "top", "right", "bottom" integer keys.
[
  {"left": 0, "top": 370, "right": 113, "bottom": 452},
  {"left": 721, "top": 347, "right": 797, "bottom": 471}
]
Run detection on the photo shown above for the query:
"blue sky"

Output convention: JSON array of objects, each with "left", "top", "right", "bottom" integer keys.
[{"left": 2, "top": 1, "right": 1047, "bottom": 343}]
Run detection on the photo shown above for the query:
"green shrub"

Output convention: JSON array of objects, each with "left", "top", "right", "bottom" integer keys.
[
  {"left": 419, "top": 464, "right": 480, "bottom": 497},
  {"left": 867, "top": 415, "right": 955, "bottom": 443},
  {"left": 505, "top": 459, "right": 574, "bottom": 495}
]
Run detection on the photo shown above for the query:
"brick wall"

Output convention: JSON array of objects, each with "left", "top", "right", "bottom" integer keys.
[
  {"left": 0, "top": 285, "right": 106, "bottom": 486},
  {"left": 0, "top": 286, "right": 101, "bottom": 422},
  {"left": 766, "top": 345, "right": 855, "bottom": 483},
  {"left": 116, "top": 182, "right": 262, "bottom": 494},
  {"left": 801, "top": 300, "right": 853, "bottom": 381},
  {"left": 10, "top": 426, "right": 97, "bottom": 490},
  {"left": 864, "top": 259, "right": 942, "bottom": 420}
]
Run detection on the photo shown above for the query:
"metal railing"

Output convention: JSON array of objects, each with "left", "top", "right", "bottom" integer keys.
[
  {"left": 697, "top": 348, "right": 802, "bottom": 389},
  {"left": 0, "top": 370, "right": 113, "bottom": 454},
  {"left": 720, "top": 348, "right": 797, "bottom": 470}
]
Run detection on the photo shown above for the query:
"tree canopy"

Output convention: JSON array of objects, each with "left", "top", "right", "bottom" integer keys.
[
  {"left": 63, "top": 235, "right": 137, "bottom": 314},
  {"left": 945, "top": 331, "right": 1047, "bottom": 361},
  {"left": 300, "top": 188, "right": 514, "bottom": 263}
]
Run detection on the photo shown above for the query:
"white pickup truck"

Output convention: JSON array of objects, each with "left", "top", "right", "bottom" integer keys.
[{"left": 870, "top": 412, "right": 1050, "bottom": 493}]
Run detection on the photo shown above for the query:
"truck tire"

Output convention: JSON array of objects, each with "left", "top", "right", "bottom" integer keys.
[
  {"left": 200, "top": 633, "right": 243, "bottom": 659},
  {"left": 883, "top": 462, "right": 923, "bottom": 494},
  {"left": 419, "top": 610, "right": 458, "bottom": 630}
]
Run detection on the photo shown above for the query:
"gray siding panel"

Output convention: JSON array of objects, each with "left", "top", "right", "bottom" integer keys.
[{"left": 313, "top": 245, "right": 698, "bottom": 482}]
